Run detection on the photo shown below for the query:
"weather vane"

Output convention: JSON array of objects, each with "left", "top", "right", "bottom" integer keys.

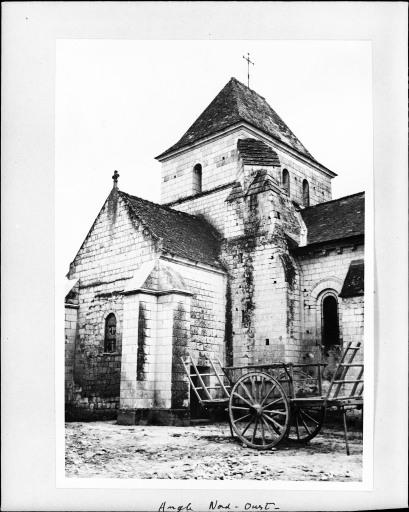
[{"left": 242, "top": 52, "right": 254, "bottom": 88}]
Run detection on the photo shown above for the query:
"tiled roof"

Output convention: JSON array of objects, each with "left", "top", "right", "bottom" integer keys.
[
  {"left": 119, "top": 191, "right": 221, "bottom": 267},
  {"left": 157, "top": 77, "right": 315, "bottom": 160},
  {"left": 340, "top": 259, "right": 364, "bottom": 297},
  {"left": 237, "top": 138, "right": 281, "bottom": 167},
  {"left": 300, "top": 192, "right": 365, "bottom": 246}
]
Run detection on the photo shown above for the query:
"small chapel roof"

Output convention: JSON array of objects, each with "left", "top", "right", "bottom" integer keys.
[
  {"left": 119, "top": 191, "right": 222, "bottom": 268},
  {"left": 237, "top": 138, "right": 281, "bottom": 167},
  {"left": 339, "top": 259, "right": 364, "bottom": 297},
  {"left": 156, "top": 77, "right": 316, "bottom": 161},
  {"left": 300, "top": 192, "right": 365, "bottom": 246}
]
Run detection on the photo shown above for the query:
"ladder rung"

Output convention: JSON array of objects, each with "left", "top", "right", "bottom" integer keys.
[
  {"left": 189, "top": 373, "right": 224, "bottom": 377},
  {"left": 192, "top": 385, "right": 231, "bottom": 390},
  {"left": 333, "top": 380, "right": 364, "bottom": 384},
  {"left": 339, "top": 363, "right": 363, "bottom": 367},
  {"left": 329, "top": 395, "right": 363, "bottom": 401},
  {"left": 201, "top": 399, "right": 229, "bottom": 403}
]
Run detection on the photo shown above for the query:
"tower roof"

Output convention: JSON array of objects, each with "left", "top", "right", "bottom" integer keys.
[{"left": 156, "top": 77, "right": 315, "bottom": 161}]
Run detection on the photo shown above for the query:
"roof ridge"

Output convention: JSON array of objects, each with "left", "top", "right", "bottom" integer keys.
[
  {"left": 303, "top": 191, "right": 365, "bottom": 210},
  {"left": 119, "top": 190, "right": 161, "bottom": 242},
  {"left": 120, "top": 190, "right": 204, "bottom": 222},
  {"left": 230, "top": 76, "right": 266, "bottom": 100},
  {"left": 119, "top": 190, "right": 222, "bottom": 244}
]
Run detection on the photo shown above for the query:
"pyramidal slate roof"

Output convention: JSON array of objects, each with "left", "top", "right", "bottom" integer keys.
[
  {"left": 300, "top": 192, "right": 365, "bottom": 246},
  {"left": 119, "top": 191, "right": 221, "bottom": 267},
  {"left": 157, "top": 77, "right": 314, "bottom": 161}
]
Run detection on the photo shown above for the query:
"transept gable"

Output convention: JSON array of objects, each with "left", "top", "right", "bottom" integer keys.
[{"left": 68, "top": 186, "right": 223, "bottom": 278}]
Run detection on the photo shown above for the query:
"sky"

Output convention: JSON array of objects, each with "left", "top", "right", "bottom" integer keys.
[{"left": 56, "top": 40, "right": 372, "bottom": 275}]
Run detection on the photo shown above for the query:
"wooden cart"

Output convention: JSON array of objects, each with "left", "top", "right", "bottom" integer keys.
[{"left": 181, "top": 342, "right": 363, "bottom": 455}]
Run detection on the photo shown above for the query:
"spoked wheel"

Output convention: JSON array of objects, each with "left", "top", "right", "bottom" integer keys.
[
  {"left": 228, "top": 372, "right": 290, "bottom": 450},
  {"left": 287, "top": 405, "right": 325, "bottom": 442}
]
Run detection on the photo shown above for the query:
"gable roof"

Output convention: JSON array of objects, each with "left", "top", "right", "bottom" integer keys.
[
  {"left": 156, "top": 77, "right": 315, "bottom": 161},
  {"left": 246, "top": 170, "right": 281, "bottom": 197},
  {"left": 119, "top": 191, "right": 222, "bottom": 267},
  {"left": 300, "top": 192, "right": 365, "bottom": 246},
  {"left": 339, "top": 259, "right": 364, "bottom": 297},
  {"left": 237, "top": 138, "right": 281, "bottom": 167}
]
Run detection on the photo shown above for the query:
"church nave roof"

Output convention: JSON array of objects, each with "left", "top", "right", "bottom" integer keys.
[
  {"left": 119, "top": 191, "right": 222, "bottom": 268},
  {"left": 300, "top": 192, "right": 365, "bottom": 246}
]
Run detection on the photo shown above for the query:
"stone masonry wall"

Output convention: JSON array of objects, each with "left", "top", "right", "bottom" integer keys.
[
  {"left": 340, "top": 295, "right": 364, "bottom": 363},
  {"left": 220, "top": 180, "right": 302, "bottom": 366},
  {"left": 296, "top": 242, "right": 365, "bottom": 376},
  {"left": 275, "top": 150, "right": 332, "bottom": 206},
  {"left": 120, "top": 292, "right": 173, "bottom": 411},
  {"left": 118, "top": 258, "right": 226, "bottom": 421},
  {"left": 163, "top": 259, "right": 227, "bottom": 365},
  {"left": 169, "top": 185, "right": 232, "bottom": 236},
  {"left": 160, "top": 129, "right": 250, "bottom": 204},
  {"left": 160, "top": 126, "right": 333, "bottom": 207},
  {"left": 66, "top": 191, "right": 159, "bottom": 418},
  {"left": 164, "top": 260, "right": 227, "bottom": 409},
  {"left": 65, "top": 304, "right": 79, "bottom": 403}
]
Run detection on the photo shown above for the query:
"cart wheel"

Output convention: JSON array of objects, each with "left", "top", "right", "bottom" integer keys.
[
  {"left": 228, "top": 372, "right": 290, "bottom": 450},
  {"left": 287, "top": 405, "right": 325, "bottom": 442}
]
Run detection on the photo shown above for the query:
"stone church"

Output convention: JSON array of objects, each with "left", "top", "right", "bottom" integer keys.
[{"left": 65, "top": 77, "right": 364, "bottom": 424}]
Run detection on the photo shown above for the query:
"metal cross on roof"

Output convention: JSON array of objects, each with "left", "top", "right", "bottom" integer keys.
[
  {"left": 242, "top": 52, "right": 254, "bottom": 88},
  {"left": 112, "top": 170, "right": 119, "bottom": 188}
]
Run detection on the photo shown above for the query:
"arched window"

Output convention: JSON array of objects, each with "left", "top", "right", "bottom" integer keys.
[
  {"left": 302, "top": 179, "right": 310, "bottom": 207},
  {"left": 282, "top": 169, "right": 290, "bottom": 195},
  {"left": 104, "top": 313, "right": 117, "bottom": 353},
  {"left": 321, "top": 293, "right": 339, "bottom": 348},
  {"left": 192, "top": 163, "right": 202, "bottom": 194}
]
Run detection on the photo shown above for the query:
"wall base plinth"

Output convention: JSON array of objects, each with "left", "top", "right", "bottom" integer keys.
[
  {"left": 117, "top": 408, "right": 190, "bottom": 426},
  {"left": 65, "top": 405, "right": 118, "bottom": 422}
]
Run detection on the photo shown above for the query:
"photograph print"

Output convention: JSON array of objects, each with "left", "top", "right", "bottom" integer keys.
[{"left": 59, "top": 40, "right": 371, "bottom": 482}]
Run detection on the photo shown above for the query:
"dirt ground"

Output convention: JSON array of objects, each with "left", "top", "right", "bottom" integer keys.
[{"left": 65, "top": 420, "right": 362, "bottom": 481}]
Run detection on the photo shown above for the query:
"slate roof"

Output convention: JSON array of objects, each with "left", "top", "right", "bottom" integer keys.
[
  {"left": 157, "top": 77, "right": 315, "bottom": 161},
  {"left": 225, "top": 181, "right": 244, "bottom": 202},
  {"left": 339, "top": 259, "right": 364, "bottom": 297},
  {"left": 300, "top": 192, "right": 365, "bottom": 246},
  {"left": 237, "top": 138, "right": 281, "bottom": 167},
  {"left": 119, "top": 191, "right": 221, "bottom": 267},
  {"left": 246, "top": 170, "right": 281, "bottom": 197}
]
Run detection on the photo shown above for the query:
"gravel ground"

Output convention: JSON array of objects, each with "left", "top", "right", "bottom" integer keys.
[{"left": 65, "top": 420, "right": 362, "bottom": 481}]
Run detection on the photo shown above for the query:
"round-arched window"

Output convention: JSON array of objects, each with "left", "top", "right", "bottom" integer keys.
[
  {"left": 192, "top": 163, "right": 202, "bottom": 194},
  {"left": 104, "top": 313, "right": 117, "bottom": 353},
  {"left": 282, "top": 169, "right": 290, "bottom": 195},
  {"left": 302, "top": 179, "right": 310, "bottom": 207},
  {"left": 321, "top": 293, "right": 339, "bottom": 347}
]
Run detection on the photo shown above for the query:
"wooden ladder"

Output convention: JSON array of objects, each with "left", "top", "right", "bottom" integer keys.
[
  {"left": 326, "top": 341, "right": 364, "bottom": 401},
  {"left": 181, "top": 352, "right": 231, "bottom": 406},
  {"left": 325, "top": 342, "right": 364, "bottom": 455}
]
